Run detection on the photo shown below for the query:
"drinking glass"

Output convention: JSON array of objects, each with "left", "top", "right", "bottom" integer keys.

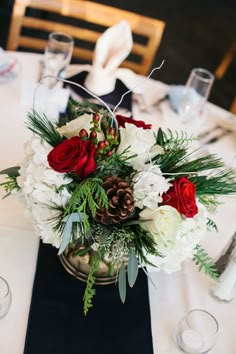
[
  {"left": 174, "top": 309, "right": 219, "bottom": 353},
  {"left": 42, "top": 32, "right": 74, "bottom": 87},
  {"left": 178, "top": 68, "right": 214, "bottom": 125},
  {"left": 0, "top": 276, "right": 12, "bottom": 319}
]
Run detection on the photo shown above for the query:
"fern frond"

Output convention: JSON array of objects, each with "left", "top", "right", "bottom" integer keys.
[
  {"left": 193, "top": 244, "right": 219, "bottom": 281},
  {"left": 83, "top": 253, "right": 100, "bottom": 315}
]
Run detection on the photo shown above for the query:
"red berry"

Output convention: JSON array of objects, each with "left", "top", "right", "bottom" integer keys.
[
  {"left": 93, "top": 113, "right": 100, "bottom": 122},
  {"left": 108, "top": 127, "right": 115, "bottom": 135},
  {"left": 98, "top": 141, "right": 105, "bottom": 150},
  {"left": 106, "top": 151, "right": 113, "bottom": 157},
  {"left": 104, "top": 140, "right": 109, "bottom": 147},
  {"left": 79, "top": 129, "right": 88, "bottom": 138},
  {"left": 113, "top": 133, "right": 118, "bottom": 140},
  {"left": 90, "top": 131, "right": 97, "bottom": 139}
]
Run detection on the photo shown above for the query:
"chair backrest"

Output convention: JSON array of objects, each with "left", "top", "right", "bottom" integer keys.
[{"left": 7, "top": 0, "right": 165, "bottom": 75}]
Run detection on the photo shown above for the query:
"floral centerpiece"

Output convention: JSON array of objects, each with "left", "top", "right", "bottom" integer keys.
[{"left": 1, "top": 98, "right": 236, "bottom": 314}]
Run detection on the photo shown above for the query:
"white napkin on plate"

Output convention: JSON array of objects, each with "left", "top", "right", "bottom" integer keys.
[{"left": 84, "top": 20, "right": 133, "bottom": 96}]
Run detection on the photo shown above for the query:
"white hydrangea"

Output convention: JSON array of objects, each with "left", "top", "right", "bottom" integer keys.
[
  {"left": 133, "top": 165, "right": 171, "bottom": 209},
  {"left": 16, "top": 136, "right": 72, "bottom": 247},
  {"left": 140, "top": 202, "right": 207, "bottom": 273}
]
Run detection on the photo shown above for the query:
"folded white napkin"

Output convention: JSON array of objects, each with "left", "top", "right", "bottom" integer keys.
[
  {"left": 116, "top": 68, "right": 169, "bottom": 111},
  {"left": 84, "top": 21, "right": 133, "bottom": 96}
]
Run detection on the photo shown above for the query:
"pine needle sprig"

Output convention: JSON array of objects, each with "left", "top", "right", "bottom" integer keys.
[
  {"left": 190, "top": 169, "right": 236, "bottom": 196},
  {"left": 27, "top": 111, "right": 64, "bottom": 147},
  {"left": 193, "top": 244, "right": 219, "bottom": 281},
  {"left": 198, "top": 195, "right": 220, "bottom": 212},
  {"left": 131, "top": 225, "right": 163, "bottom": 266}
]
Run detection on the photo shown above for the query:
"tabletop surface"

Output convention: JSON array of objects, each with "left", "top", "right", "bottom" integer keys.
[{"left": 0, "top": 52, "right": 236, "bottom": 354}]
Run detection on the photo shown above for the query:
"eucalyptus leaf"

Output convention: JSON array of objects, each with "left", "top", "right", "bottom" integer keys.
[
  {"left": 58, "top": 213, "right": 84, "bottom": 255},
  {"left": 118, "top": 263, "right": 126, "bottom": 304},
  {"left": 0, "top": 166, "right": 20, "bottom": 177},
  {"left": 127, "top": 253, "right": 139, "bottom": 288}
]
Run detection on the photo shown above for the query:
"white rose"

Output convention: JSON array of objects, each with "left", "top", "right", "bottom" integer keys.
[
  {"left": 145, "top": 202, "right": 207, "bottom": 273},
  {"left": 139, "top": 205, "right": 182, "bottom": 244},
  {"left": 116, "top": 124, "right": 156, "bottom": 169},
  {"left": 56, "top": 113, "right": 104, "bottom": 141}
]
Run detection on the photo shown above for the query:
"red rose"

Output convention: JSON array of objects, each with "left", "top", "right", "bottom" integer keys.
[
  {"left": 47, "top": 136, "right": 96, "bottom": 178},
  {"left": 116, "top": 114, "right": 152, "bottom": 130},
  {"left": 162, "top": 177, "right": 198, "bottom": 218}
]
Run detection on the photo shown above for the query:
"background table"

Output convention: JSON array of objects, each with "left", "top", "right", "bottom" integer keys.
[{"left": 0, "top": 52, "right": 236, "bottom": 354}]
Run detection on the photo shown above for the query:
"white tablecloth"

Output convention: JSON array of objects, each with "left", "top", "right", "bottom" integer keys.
[{"left": 0, "top": 52, "right": 236, "bottom": 354}]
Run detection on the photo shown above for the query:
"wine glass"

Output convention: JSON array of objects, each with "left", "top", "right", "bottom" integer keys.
[
  {"left": 42, "top": 32, "right": 74, "bottom": 88},
  {"left": 174, "top": 309, "right": 219, "bottom": 353},
  {"left": 0, "top": 276, "right": 12, "bottom": 319},
  {"left": 178, "top": 68, "right": 215, "bottom": 125}
]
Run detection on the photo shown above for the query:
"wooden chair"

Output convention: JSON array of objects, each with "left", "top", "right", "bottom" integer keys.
[
  {"left": 7, "top": 0, "right": 165, "bottom": 76},
  {"left": 215, "top": 41, "right": 236, "bottom": 114}
]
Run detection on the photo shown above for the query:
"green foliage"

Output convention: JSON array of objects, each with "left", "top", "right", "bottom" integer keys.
[
  {"left": 118, "top": 262, "right": 127, "bottom": 303},
  {"left": 197, "top": 195, "right": 220, "bottom": 212},
  {"left": 192, "top": 245, "right": 219, "bottom": 281},
  {"left": 190, "top": 169, "right": 236, "bottom": 197},
  {"left": 0, "top": 166, "right": 20, "bottom": 177},
  {"left": 206, "top": 218, "right": 218, "bottom": 232},
  {"left": 96, "top": 148, "right": 135, "bottom": 179},
  {"left": 58, "top": 98, "right": 99, "bottom": 127},
  {"left": 155, "top": 128, "right": 196, "bottom": 147},
  {"left": 83, "top": 253, "right": 100, "bottom": 315},
  {"left": 65, "top": 178, "right": 108, "bottom": 218},
  {"left": 0, "top": 175, "right": 20, "bottom": 198},
  {"left": 127, "top": 252, "right": 139, "bottom": 288},
  {"left": 27, "top": 111, "right": 64, "bottom": 147}
]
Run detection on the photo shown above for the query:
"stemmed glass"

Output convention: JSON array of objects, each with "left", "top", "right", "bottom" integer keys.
[
  {"left": 0, "top": 276, "right": 12, "bottom": 319},
  {"left": 178, "top": 68, "right": 215, "bottom": 125},
  {"left": 174, "top": 309, "right": 219, "bottom": 353},
  {"left": 42, "top": 32, "right": 74, "bottom": 88}
]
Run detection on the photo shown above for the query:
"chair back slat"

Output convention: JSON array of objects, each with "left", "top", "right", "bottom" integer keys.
[{"left": 7, "top": 0, "right": 165, "bottom": 75}]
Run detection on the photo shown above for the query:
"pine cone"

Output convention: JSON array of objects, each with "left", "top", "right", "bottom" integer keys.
[{"left": 94, "top": 176, "right": 135, "bottom": 225}]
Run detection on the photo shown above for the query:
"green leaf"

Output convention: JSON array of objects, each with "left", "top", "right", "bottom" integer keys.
[
  {"left": 0, "top": 166, "right": 20, "bottom": 177},
  {"left": 127, "top": 252, "right": 139, "bottom": 287},
  {"left": 118, "top": 262, "right": 126, "bottom": 303},
  {"left": 58, "top": 213, "right": 84, "bottom": 255},
  {"left": 156, "top": 128, "right": 165, "bottom": 146}
]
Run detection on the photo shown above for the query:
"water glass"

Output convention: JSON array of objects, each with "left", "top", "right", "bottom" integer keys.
[
  {"left": 0, "top": 276, "right": 12, "bottom": 319},
  {"left": 42, "top": 32, "right": 74, "bottom": 87},
  {"left": 174, "top": 309, "right": 219, "bottom": 353},
  {"left": 179, "top": 68, "right": 214, "bottom": 124}
]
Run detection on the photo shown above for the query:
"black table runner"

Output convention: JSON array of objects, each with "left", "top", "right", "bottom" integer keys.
[{"left": 23, "top": 242, "right": 154, "bottom": 354}]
